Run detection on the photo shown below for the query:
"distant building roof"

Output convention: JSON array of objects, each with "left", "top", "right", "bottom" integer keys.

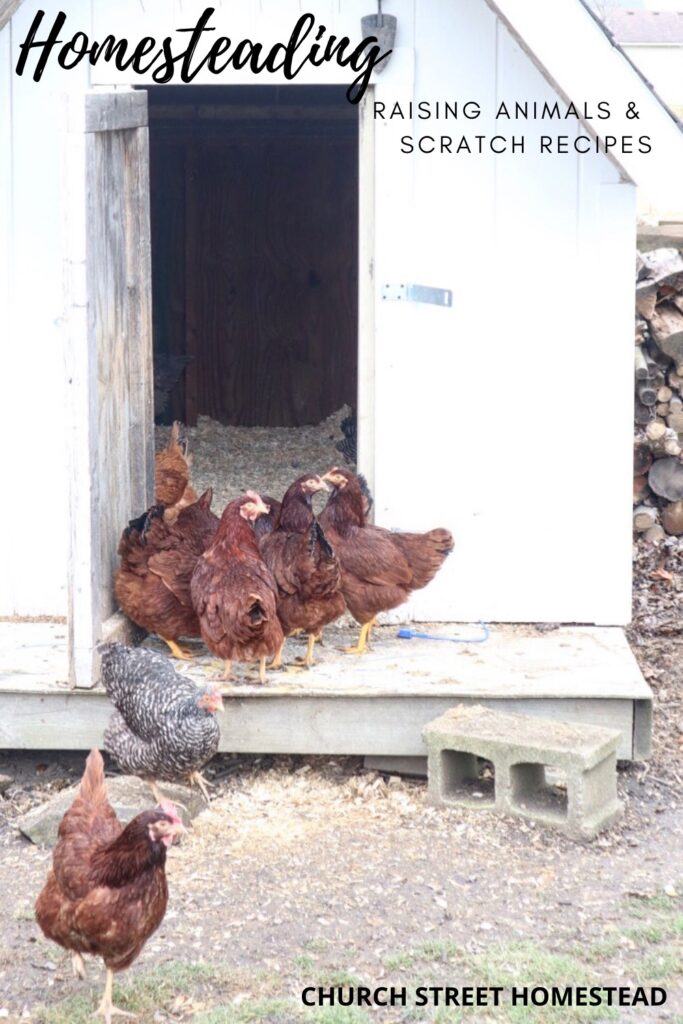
[{"left": 608, "top": 10, "right": 683, "bottom": 44}]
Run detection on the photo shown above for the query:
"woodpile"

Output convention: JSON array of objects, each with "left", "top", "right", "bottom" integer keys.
[{"left": 634, "top": 248, "right": 683, "bottom": 542}]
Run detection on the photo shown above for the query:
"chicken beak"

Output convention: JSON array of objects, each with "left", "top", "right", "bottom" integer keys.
[
  {"left": 312, "top": 478, "right": 330, "bottom": 493},
  {"left": 255, "top": 496, "right": 270, "bottom": 516},
  {"left": 170, "top": 820, "right": 187, "bottom": 839}
]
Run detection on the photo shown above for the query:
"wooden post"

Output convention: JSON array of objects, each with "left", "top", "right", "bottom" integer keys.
[{"left": 66, "top": 91, "right": 153, "bottom": 688}]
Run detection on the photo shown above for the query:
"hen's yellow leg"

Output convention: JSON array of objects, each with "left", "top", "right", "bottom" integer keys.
[
  {"left": 269, "top": 642, "right": 285, "bottom": 670},
  {"left": 161, "top": 638, "right": 193, "bottom": 661},
  {"left": 258, "top": 656, "right": 268, "bottom": 685},
  {"left": 149, "top": 780, "right": 165, "bottom": 805},
  {"left": 295, "top": 633, "right": 317, "bottom": 668},
  {"left": 93, "top": 968, "right": 135, "bottom": 1022},
  {"left": 72, "top": 952, "right": 86, "bottom": 979},
  {"left": 343, "top": 619, "right": 375, "bottom": 655}
]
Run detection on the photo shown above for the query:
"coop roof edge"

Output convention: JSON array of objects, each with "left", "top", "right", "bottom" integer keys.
[{"left": 483, "top": 0, "right": 683, "bottom": 197}]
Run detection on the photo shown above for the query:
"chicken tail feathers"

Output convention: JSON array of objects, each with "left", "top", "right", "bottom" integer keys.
[
  {"left": 247, "top": 594, "right": 267, "bottom": 624},
  {"left": 79, "top": 749, "right": 108, "bottom": 806}
]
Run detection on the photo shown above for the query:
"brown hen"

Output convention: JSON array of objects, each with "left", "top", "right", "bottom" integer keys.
[
  {"left": 190, "top": 492, "right": 284, "bottom": 684},
  {"left": 319, "top": 468, "right": 454, "bottom": 653},
  {"left": 115, "top": 489, "right": 218, "bottom": 659},
  {"left": 260, "top": 474, "right": 344, "bottom": 668},
  {"left": 35, "top": 749, "right": 184, "bottom": 1023},
  {"left": 154, "top": 421, "right": 197, "bottom": 519}
]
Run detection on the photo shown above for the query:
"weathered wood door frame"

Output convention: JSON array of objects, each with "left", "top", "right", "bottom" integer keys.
[
  {"left": 66, "top": 84, "right": 373, "bottom": 687},
  {"left": 66, "top": 89, "right": 154, "bottom": 689},
  {"left": 356, "top": 87, "right": 376, "bottom": 497}
]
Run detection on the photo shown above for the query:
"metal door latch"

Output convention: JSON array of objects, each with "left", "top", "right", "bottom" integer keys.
[{"left": 381, "top": 283, "right": 453, "bottom": 307}]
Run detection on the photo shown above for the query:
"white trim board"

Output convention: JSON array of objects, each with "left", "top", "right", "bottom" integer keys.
[{"left": 484, "top": 0, "right": 683, "bottom": 209}]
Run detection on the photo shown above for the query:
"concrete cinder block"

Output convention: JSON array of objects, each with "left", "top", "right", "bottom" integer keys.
[{"left": 422, "top": 705, "right": 623, "bottom": 840}]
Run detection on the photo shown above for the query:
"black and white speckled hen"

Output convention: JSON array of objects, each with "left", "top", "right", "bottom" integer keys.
[{"left": 101, "top": 643, "right": 223, "bottom": 803}]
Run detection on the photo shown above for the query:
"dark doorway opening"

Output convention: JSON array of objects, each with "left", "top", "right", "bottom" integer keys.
[{"left": 148, "top": 85, "right": 359, "bottom": 429}]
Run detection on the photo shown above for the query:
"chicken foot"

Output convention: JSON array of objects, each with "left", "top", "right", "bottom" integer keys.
[
  {"left": 93, "top": 968, "right": 135, "bottom": 1023},
  {"left": 189, "top": 769, "right": 213, "bottom": 804},
  {"left": 72, "top": 952, "right": 86, "bottom": 979},
  {"left": 149, "top": 780, "right": 188, "bottom": 813},
  {"left": 343, "top": 619, "right": 376, "bottom": 655},
  {"left": 295, "top": 633, "right": 317, "bottom": 668},
  {"left": 212, "top": 660, "right": 236, "bottom": 686},
  {"left": 161, "top": 638, "right": 194, "bottom": 661}
]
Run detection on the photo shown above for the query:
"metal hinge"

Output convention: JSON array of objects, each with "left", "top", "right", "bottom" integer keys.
[{"left": 381, "top": 283, "right": 453, "bottom": 307}]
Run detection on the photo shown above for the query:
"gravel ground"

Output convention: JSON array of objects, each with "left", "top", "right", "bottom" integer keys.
[{"left": 0, "top": 448, "right": 682, "bottom": 1021}]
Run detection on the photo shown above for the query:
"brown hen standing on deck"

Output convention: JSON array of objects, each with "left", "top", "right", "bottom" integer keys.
[
  {"left": 115, "top": 489, "right": 219, "bottom": 659},
  {"left": 260, "top": 475, "right": 345, "bottom": 668},
  {"left": 190, "top": 492, "right": 284, "bottom": 684},
  {"left": 154, "top": 421, "right": 197, "bottom": 521},
  {"left": 35, "top": 749, "right": 184, "bottom": 1024},
  {"left": 319, "top": 468, "right": 454, "bottom": 653}
]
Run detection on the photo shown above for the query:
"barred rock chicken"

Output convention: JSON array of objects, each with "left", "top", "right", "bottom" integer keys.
[
  {"left": 260, "top": 474, "right": 344, "bottom": 668},
  {"left": 154, "top": 421, "right": 197, "bottom": 520},
  {"left": 35, "top": 749, "right": 184, "bottom": 1024},
  {"left": 115, "top": 489, "right": 219, "bottom": 660},
  {"left": 320, "top": 468, "right": 454, "bottom": 653},
  {"left": 101, "top": 643, "right": 222, "bottom": 803},
  {"left": 191, "top": 492, "right": 283, "bottom": 684}
]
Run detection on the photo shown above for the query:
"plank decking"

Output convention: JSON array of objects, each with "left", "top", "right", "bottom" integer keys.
[{"left": 0, "top": 622, "right": 652, "bottom": 760}]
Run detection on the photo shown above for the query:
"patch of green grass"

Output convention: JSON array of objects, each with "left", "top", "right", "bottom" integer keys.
[
  {"left": 304, "top": 937, "right": 330, "bottom": 954},
  {"left": 460, "top": 943, "right": 618, "bottom": 1024},
  {"left": 417, "top": 939, "right": 463, "bottom": 963},
  {"left": 13, "top": 905, "right": 35, "bottom": 921},
  {"left": 625, "top": 892, "right": 678, "bottom": 918},
  {"left": 36, "top": 960, "right": 231, "bottom": 1024},
  {"left": 314, "top": 969, "right": 363, "bottom": 989},
  {"left": 195, "top": 997, "right": 298, "bottom": 1024},
  {"left": 638, "top": 948, "right": 683, "bottom": 981},
  {"left": 467, "top": 941, "right": 592, "bottom": 990},
  {"left": 384, "top": 939, "right": 463, "bottom": 973},
  {"left": 306, "top": 1008, "right": 371, "bottom": 1024},
  {"left": 294, "top": 953, "right": 315, "bottom": 972},
  {"left": 579, "top": 935, "right": 623, "bottom": 961},
  {"left": 626, "top": 923, "right": 666, "bottom": 945},
  {"left": 384, "top": 949, "right": 417, "bottom": 972}
]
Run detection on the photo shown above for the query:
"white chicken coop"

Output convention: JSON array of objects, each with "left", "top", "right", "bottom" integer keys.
[{"left": 1, "top": 0, "right": 679, "bottom": 756}]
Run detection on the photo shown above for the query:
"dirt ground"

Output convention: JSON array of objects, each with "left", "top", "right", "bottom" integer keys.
[{"left": 0, "top": 540, "right": 682, "bottom": 1023}]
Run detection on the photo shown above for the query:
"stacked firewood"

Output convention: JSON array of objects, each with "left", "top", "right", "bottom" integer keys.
[{"left": 634, "top": 248, "right": 683, "bottom": 542}]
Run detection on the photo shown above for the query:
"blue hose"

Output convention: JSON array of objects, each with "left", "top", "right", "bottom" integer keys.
[{"left": 397, "top": 623, "right": 490, "bottom": 644}]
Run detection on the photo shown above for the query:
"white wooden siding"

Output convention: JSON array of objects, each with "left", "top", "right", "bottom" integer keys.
[
  {"left": 0, "top": 0, "right": 91, "bottom": 617},
  {"left": 0, "top": 0, "right": 656, "bottom": 624}
]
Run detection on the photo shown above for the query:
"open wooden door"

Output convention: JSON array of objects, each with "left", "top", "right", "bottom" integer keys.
[{"left": 66, "top": 90, "right": 154, "bottom": 688}]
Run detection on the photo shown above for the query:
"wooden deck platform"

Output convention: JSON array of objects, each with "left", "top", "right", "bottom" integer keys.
[{"left": 0, "top": 622, "right": 652, "bottom": 760}]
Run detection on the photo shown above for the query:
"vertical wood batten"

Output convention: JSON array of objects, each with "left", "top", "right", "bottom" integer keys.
[
  {"left": 356, "top": 87, "right": 376, "bottom": 497},
  {"left": 0, "top": 21, "right": 13, "bottom": 612},
  {"left": 65, "top": 94, "right": 98, "bottom": 688},
  {"left": 66, "top": 90, "right": 153, "bottom": 687}
]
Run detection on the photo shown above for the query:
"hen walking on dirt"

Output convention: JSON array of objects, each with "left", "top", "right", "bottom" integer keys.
[
  {"left": 101, "top": 643, "right": 223, "bottom": 803},
  {"left": 35, "top": 749, "right": 184, "bottom": 1024}
]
